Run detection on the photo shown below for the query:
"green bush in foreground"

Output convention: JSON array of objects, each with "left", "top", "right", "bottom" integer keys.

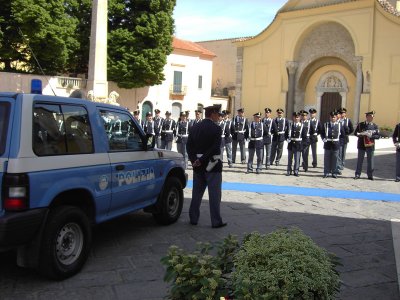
[{"left": 161, "top": 228, "right": 341, "bottom": 300}]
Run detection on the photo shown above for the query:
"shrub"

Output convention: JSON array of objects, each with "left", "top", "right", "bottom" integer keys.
[
  {"left": 161, "top": 228, "right": 341, "bottom": 300},
  {"left": 161, "top": 234, "right": 239, "bottom": 300},
  {"left": 232, "top": 229, "right": 340, "bottom": 299}
]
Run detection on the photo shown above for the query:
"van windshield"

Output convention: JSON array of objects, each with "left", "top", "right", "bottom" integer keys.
[{"left": 0, "top": 102, "right": 11, "bottom": 156}]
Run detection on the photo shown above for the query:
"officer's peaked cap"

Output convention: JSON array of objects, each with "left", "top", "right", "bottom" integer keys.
[
  {"left": 253, "top": 112, "right": 262, "bottom": 118},
  {"left": 365, "top": 110, "right": 375, "bottom": 116},
  {"left": 154, "top": 109, "right": 161, "bottom": 114},
  {"left": 204, "top": 104, "right": 222, "bottom": 114},
  {"left": 146, "top": 111, "right": 152, "bottom": 117},
  {"left": 309, "top": 108, "right": 317, "bottom": 113},
  {"left": 277, "top": 108, "right": 284, "bottom": 113},
  {"left": 237, "top": 108, "right": 244, "bottom": 113},
  {"left": 264, "top": 107, "right": 272, "bottom": 113}
]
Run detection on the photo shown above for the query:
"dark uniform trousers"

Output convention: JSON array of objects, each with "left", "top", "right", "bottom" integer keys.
[
  {"left": 186, "top": 118, "right": 224, "bottom": 227},
  {"left": 354, "top": 121, "right": 380, "bottom": 178},
  {"left": 223, "top": 120, "right": 233, "bottom": 167},
  {"left": 338, "top": 118, "right": 353, "bottom": 171},
  {"left": 270, "top": 118, "right": 287, "bottom": 165}
]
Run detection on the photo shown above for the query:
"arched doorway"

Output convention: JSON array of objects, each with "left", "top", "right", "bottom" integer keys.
[
  {"left": 142, "top": 101, "right": 153, "bottom": 120},
  {"left": 320, "top": 92, "right": 342, "bottom": 123},
  {"left": 172, "top": 102, "right": 182, "bottom": 119}
]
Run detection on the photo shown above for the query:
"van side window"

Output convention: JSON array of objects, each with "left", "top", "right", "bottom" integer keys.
[
  {"left": 33, "top": 103, "right": 93, "bottom": 155},
  {"left": 99, "top": 110, "right": 143, "bottom": 151}
]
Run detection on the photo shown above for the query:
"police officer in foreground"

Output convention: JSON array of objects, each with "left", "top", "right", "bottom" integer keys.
[
  {"left": 309, "top": 108, "right": 322, "bottom": 168},
  {"left": 231, "top": 108, "right": 249, "bottom": 164},
  {"left": 262, "top": 108, "right": 277, "bottom": 170},
  {"left": 392, "top": 122, "right": 400, "bottom": 182},
  {"left": 247, "top": 112, "right": 267, "bottom": 174},
  {"left": 354, "top": 110, "right": 380, "bottom": 180},
  {"left": 321, "top": 111, "right": 345, "bottom": 178},
  {"left": 160, "top": 111, "right": 176, "bottom": 150},
  {"left": 187, "top": 104, "right": 227, "bottom": 228},
  {"left": 270, "top": 108, "right": 288, "bottom": 166}
]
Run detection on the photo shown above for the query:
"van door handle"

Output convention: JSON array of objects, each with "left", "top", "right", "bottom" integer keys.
[{"left": 116, "top": 165, "right": 125, "bottom": 171}]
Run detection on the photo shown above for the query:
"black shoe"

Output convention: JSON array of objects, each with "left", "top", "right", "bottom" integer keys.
[
  {"left": 332, "top": 174, "right": 337, "bottom": 178},
  {"left": 212, "top": 222, "right": 227, "bottom": 229},
  {"left": 396, "top": 179, "right": 400, "bottom": 182},
  {"left": 286, "top": 172, "right": 291, "bottom": 176},
  {"left": 294, "top": 172, "right": 299, "bottom": 177},
  {"left": 354, "top": 175, "right": 360, "bottom": 179},
  {"left": 275, "top": 161, "right": 279, "bottom": 166},
  {"left": 256, "top": 169, "right": 260, "bottom": 174},
  {"left": 241, "top": 160, "right": 246, "bottom": 164},
  {"left": 228, "top": 164, "right": 233, "bottom": 168},
  {"left": 368, "top": 176, "right": 374, "bottom": 181},
  {"left": 323, "top": 174, "right": 328, "bottom": 178},
  {"left": 336, "top": 171, "right": 342, "bottom": 175},
  {"left": 265, "top": 165, "right": 270, "bottom": 170},
  {"left": 190, "top": 221, "right": 197, "bottom": 226}
]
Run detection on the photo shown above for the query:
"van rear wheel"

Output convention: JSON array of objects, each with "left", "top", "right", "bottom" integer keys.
[{"left": 37, "top": 206, "right": 92, "bottom": 280}]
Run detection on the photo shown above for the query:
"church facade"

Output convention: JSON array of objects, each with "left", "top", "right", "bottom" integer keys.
[{"left": 235, "top": 0, "right": 400, "bottom": 126}]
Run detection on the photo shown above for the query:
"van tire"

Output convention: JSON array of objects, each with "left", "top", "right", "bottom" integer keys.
[
  {"left": 37, "top": 206, "right": 92, "bottom": 280},
  {"left": 153, "top": 177, "right": 183, "bottom": 225}
]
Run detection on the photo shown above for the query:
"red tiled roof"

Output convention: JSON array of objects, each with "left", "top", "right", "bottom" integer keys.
[{"left": 173, "top": 37, "right": 216, "bottom": 58}]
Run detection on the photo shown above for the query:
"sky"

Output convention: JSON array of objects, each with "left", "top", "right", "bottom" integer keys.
[{"left": 173, "top": 0, "right": 288, "bottom": 42}]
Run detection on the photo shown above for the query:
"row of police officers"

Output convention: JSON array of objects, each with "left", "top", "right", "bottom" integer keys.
[{"left": 134, "top": 106, "right": 400, "bottom": 182}]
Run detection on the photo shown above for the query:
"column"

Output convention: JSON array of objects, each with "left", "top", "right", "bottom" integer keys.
[
  {"left": 87, "top": 0, "right": 108, "bottom": 101},
  {"left": 235, "top": 47, "right": 244, "bottom": 112},
  {"left": 286, "top": 61, "right": 298, "bottom": 117},
  {"left": 353, "top": 57, "right": 363, "bottom": 124}
]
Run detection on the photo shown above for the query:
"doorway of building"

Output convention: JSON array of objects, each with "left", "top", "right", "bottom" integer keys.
[
  {"left": 141, "top": 101, "right": 153, "bottom": 120},
  {"left": 320, "top": 92, "right": 342, "bottom": 123}
]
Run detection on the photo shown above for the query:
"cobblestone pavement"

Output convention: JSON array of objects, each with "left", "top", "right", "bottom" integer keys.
[{"left": 1, "top": 137, "right": 400, "bottom": 299}]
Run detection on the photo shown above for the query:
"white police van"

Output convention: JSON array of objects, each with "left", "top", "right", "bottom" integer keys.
[{"left": 0, "top": 91, "right": 186, "bottom": 279}]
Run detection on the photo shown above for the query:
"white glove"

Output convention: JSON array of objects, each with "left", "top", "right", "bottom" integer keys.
[{"left": 323, "top": 138, "right": 327, "bottom": 143}]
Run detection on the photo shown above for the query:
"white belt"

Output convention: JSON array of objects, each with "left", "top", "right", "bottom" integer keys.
[
  {"left": 221, "top": 134, "right": 225, "bottom": 137},
  {"left": 278, "top": 131, "right": 285, "bottom": 134},
  {"left": 162, "top": 130, "right": 173, "bottom": 133},
  {"left": 291, "top": 138, "right": 302, "bottom": 141},
  {"left": 306, "top": 134, "right": 310, "bottom": 137},
  {"left": 326, "top": 138, "right": 339, "bottom": 141},
  {"left": 250, "top": 137, "right": 263, "bottom": 141},
  {"left": 196, "top": 154, "right": 203, "bottom": 158},
  {"left": 313, "top": 133, "right": 318, "bottom": 135},
  {"left": 177, "top": 134, "right": 188, "bottom": 137},
  {"left": 236, "top": 130, "right": 245, "bottom": 133}
]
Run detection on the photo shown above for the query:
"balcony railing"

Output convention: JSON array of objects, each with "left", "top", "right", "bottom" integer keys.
[
  {"left": 57, "top": 76, "right": 87, "bottom": 89},
  {"left": 169, "top": 84, "right": 187, "bottom": 96}
]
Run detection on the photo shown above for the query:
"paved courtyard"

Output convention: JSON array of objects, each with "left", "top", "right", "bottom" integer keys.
[{"left": 1, "top": 137, "right": 400, "bottom": 299}]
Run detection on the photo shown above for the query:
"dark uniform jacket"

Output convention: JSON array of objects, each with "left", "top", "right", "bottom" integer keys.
[
  {"left": 321, "top": 121, "right": 345, "bottom": 151},
  {"left": 154, "top": 116, "right": 164, "bottom": 137},
  {"left": 342, "top": 117, "right": 354, "bottom": 144},
  {"left": 248, "top": 121, "right": 267, "bottom": 149},
  {"left": 354, "top": 121, "right": 380, "bottom": 150},
  {"left": 272, "top": 117, "right": 288, "bottom": 142},
  {"left": 176, "top": 120, "right": 190, "bottom": 144},
  {"left": 231, "top": 115, "right": 249, "bottom": 141},
  {"left": 301, "top": 119, "right": 312, "bottom": 147},
  {"left": 187, "top": 119, "right": 222, "bottom": 173},
  {"left": 161, "top": 118, "right": 176, "bottom": 142},
  {"left": 142, "top": 120, "right": 155, "bottom": 136},
  {"left": 309, "top": 117, "right": 322, "bottom": 144},
  {"left": 218, "top": 120, "right": 229, "bottom": 148},
  {"left": 224, "top": 119, "right": 233, "bottom": 144},
  {"left": 262, "top": 117, "right": 277, "bottom": 145},
  {"left": 393, "top": 123, "right": 400, "bottom": 152},
  {"left": 286, "top": 121, "right": 307, "bottom": 152}
]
